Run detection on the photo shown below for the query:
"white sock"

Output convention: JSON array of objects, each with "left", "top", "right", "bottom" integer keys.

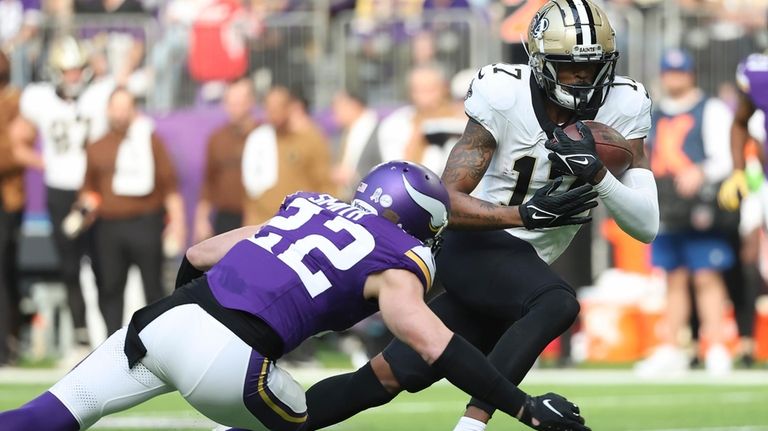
[{"left": 452, "top": 416, "right": 487, "bottom": 431}]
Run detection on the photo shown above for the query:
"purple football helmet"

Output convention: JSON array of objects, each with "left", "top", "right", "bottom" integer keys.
[{"left": 352, "top": 161, "right": 450, "bottom": 246}]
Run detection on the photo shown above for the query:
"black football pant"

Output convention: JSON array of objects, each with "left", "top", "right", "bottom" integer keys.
[
  {"left": 305, "top": 230, "right": 581, "bottom": 428},
  {"left": 47, "top": 187, "right": 95, "bottom": 343},
  {"left": 0, "top": 207, "right": 22, "bottom": 364},
  {"left": 96, "top": 212, "right": 166, "bottom": 335}
]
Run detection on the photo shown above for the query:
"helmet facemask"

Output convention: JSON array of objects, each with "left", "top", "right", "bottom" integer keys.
[
  {"left": 531, "top": 51, "right": 619, "bottom": 112},
  {"left": 527, "top": 0, "right": 620, "bottom": 115}
]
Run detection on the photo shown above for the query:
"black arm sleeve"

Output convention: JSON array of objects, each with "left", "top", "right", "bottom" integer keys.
[
  {"left": 174, "top": 255, "right": 204, "bottom": 289},
  {"left": 431, "top": 334, "right": 528, "bottom": 418}
]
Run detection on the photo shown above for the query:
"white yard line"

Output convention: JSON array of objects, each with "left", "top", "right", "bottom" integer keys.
[
  {"left": 2, "top": 367, "right": 768, "bottom": 386},
  {"left": 92, "top": 416, "right": 215, "bottom": 429}
]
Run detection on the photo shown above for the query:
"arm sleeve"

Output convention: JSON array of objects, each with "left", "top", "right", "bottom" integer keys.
[
  {"left": 701, "top": 99, "right": 734, "bottom": 183},
  {"left": 594, "top": 168, "right": 659, "bottom": 243}
]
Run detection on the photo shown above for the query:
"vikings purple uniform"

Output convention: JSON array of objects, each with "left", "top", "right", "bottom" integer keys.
[
  {"left": 207, "top": 191, "right": 435, "bottom": 353},
  {"left": 737, "top": 53, "right": 768, "bottom": 160}
]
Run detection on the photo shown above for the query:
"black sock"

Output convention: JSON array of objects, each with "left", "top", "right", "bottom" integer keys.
[{"left": 304, "top": 362, "right": 395, "bottom": 430}]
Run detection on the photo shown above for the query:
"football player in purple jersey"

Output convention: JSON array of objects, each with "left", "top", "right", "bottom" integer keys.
[
  {"left": 0, "top": 161, "right": 596, "bottom": 431},
  {"left": 718, "top": 52, "right": 768, "bottom": 210}
]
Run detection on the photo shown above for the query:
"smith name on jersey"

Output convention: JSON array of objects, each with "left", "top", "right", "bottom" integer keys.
[
  {"left": 465, "top": 63, "right": 652, "bottom": 263},
  {"left": 206, "top": 191, "right": 435, "bottom": 354}
]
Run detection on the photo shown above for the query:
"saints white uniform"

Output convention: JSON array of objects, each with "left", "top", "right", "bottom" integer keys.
[
  {"left": 19, "top": 79, "right": 112, "bottom": 190},
  {"left": 465, "top": 63, "right": 652, "bottom": 263}
]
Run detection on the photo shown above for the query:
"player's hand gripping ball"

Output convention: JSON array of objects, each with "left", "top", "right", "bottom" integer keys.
[{"left": 547, "top": 121, "right": 633, "bottom": 182}]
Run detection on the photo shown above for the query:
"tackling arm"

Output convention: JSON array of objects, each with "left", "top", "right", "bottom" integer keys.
[
  {"left": 369, "top": 269, "right": 589, "bottom": 431},
  {"left": 592, "top": 138, "right": 659, "bottom": 243},
  {"left": 185, "top": 224, "right": 263, "bottom": 271}
]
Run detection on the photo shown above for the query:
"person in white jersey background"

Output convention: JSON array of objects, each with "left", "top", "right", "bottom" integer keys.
[{"left": 10, "top": 35, "right": 112, "bottom": 352}]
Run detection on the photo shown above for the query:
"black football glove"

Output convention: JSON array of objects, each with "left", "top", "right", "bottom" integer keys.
[
  {"left": 518, "top": 393, "right": 591, "bottom": 431},
  {"left": 518, "top": 177, "right": 598, "bottom": 230},
  {"left": 545, "top": 121, "right": 605, "bottom": 184}
]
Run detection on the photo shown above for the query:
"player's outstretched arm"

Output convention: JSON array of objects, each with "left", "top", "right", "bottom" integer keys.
[
  {"left": 442, "top": 119, "right": 596, "bottom": 230},
  {"left": 368, "top": 269, "right": 590, "bottom": 431},
  {"left": 718, "top": 91, "right": 754, "bottom": 210},
  {"left": 185, "top": 225, "right": 263, "bottom": 271}
]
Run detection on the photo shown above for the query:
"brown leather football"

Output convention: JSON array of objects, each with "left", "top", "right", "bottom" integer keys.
[{"left": 563, "top": 121, "right": 633, "bottom": 177}]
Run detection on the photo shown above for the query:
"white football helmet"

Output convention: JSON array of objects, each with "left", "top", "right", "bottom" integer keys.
[
  {"left": 527, "top": 0, "right": 619, "bottom": 113},
  {"left": 48, "top": 36, "right": 92, "bottom": 99}
]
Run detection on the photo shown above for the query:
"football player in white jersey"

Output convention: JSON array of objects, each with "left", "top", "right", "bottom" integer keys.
[
  {"left": 10, "top": 36, "right": 112, "bottom": 349},
  {"left": 300, "top": 1, "right": 659, "bottom": 430}
]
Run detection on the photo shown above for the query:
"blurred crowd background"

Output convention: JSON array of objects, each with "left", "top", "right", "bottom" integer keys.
[{"left": 1, "top": 0, "right": 768, "bottom": 375}]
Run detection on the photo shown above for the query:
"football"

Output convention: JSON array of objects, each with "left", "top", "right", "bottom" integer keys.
[{"left": 562, "top": 121, "right": 633, "bottom": 177}]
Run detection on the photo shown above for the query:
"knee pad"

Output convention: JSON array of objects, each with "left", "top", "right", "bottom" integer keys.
[
  {"left": 393, "top": 366, "right": 439, "bottom": 393},
  {"left": 529, "top": 287, "right": 580, "bottom": 330},
  {"left": 382, "top": 348, "right": 439, "bottom": 393}
]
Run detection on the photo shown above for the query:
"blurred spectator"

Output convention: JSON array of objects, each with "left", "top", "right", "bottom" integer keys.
[
  {"left": 331, "top": 89, "right": 381, "bottom": 200},
  {"left": 76, "top": 88, "right": 185, "bottom": 335},
  {"left": 401, "top": 65, "right": 465, "bottom": 173},
  {"left": 10, "top": 36, "right": 111, "bottom": 351},
  {"left": 75, "top": 0, "right": 149, "bottom": 94},
  {"left": 246, "top": 1, "right": 316, "bottom": 101},
  {"left": 194, "top": 78, "right": 256, "bottom": 242},
  {"left": 636, "top": 49, "right": 736, "bottom": 377},
  {"left": 0, "top": 0, "right": 42, "bottom": 87},
  {"left": 148, "top": 0, "right": 206, "bottom": 112},
  {"left": 188, "top": 0, "right": 250, "bottom": 85},
  {"left": 242, "top": 85, "right": 332, "bottom": 225},
  {"left": 0, "top": 51, "right": 24, "bottom": 366},
  {"left": 75, "top": 0, "right": 143, "bottom": 12},
  {"left": 499, "top": 0, "right": 547, "bottom": 64}
]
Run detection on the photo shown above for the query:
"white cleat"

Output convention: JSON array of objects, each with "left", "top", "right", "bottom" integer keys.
[
  {"left": 634, "top": 345, "right": 689, "bottom": 378},
  {"left": 705, "top": 344, "right": 733, "bottom": 377}
]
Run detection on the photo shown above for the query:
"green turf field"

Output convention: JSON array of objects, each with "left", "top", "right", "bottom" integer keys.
[{"left": 2, "top": 371, "right": 768, "bottom": 430}]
